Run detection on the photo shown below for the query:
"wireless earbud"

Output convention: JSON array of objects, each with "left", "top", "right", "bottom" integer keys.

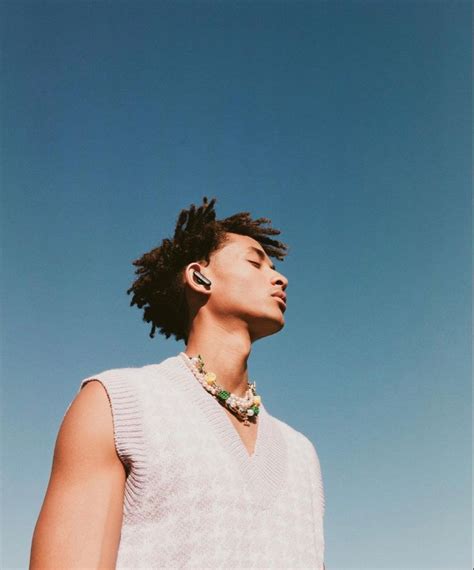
[{"left": 193, "top": 270, "right": 212, "bottom": 287}]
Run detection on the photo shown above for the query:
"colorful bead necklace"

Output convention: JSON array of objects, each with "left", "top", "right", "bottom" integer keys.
[{"left": 180, "top": 352, "right": 261, "bottom": 426}]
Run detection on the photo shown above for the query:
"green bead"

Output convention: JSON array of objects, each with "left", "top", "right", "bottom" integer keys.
[
  {"left": 218, "top": 390, "right": 230, "bottom": 400},
  {"left": 252, "top": 405, "right": 260, "bottom": 415}
]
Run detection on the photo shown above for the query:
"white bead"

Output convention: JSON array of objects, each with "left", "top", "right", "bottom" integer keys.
[{"left": 247, "top": 409, "right": 254, "bottom": 416}]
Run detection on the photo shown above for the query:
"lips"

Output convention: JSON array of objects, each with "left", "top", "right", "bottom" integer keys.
[
  {"left": 271, "top": 293, "right": 287, "bottom": 311},
  {"left": 271, "top": 292, "right": 287, "bottom": 303}
]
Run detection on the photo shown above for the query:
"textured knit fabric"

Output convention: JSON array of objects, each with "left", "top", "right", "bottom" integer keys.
[{"left": 78, "top": 352, "right": 325, "bottom": 569}]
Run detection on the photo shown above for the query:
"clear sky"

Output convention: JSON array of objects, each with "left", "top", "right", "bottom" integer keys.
[{"left": 1, "top": 1, "right": 471, "bottom": 569}]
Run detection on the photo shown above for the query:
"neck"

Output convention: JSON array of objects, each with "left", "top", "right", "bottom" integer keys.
[{"left": 185, "top": 316, "right": 252, "bottom": 398}]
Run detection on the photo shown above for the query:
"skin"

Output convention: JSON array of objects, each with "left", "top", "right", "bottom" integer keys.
[
  {"left": 184, "top": 232, "right": 289, "bottom": 398},
  {"left": 184, "top": 232, "right": 289, "bottom": 456},
  {"left": 30, "top": 231, "right": 289, "bottom": 568},
  {"left": 29, "top": 381, "right": 126, "bottom": 569}
]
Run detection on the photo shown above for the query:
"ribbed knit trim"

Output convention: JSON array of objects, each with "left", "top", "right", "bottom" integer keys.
[
  {"left": 307, "top": 436, "right": 326, "bottom": 559},
  {"left": 80, "top": 372, "right": 147, "bottom": 517},
  {"left": 156, "top": 354, "right": 289, "bottom": 511}
]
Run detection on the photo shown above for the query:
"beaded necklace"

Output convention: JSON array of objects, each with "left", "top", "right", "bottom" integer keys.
[{"left": 180, "top": 352, "right": 262, "bottom": 426}]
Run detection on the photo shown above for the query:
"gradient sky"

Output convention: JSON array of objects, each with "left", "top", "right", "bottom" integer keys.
[{"left": 1, "top": 1, "right": 471, "bottom": 569}]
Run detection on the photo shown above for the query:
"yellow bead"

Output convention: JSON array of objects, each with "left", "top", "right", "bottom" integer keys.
[
  {"left": 205, "top": 372, "right": 217, "bottom": 384},
  {"left": 253, "top": 395, "right": 261, "bottom": 405}
]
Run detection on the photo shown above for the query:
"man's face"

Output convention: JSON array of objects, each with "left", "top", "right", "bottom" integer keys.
[{"left": 201, "top": 232, "right": 289, "bottom": 342}]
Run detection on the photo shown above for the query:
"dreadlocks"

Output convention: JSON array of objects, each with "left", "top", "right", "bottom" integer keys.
[{"left": 126, "top": 196, "right": 288, "bottom": 343}]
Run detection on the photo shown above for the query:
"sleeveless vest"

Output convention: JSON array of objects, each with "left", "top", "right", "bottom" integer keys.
[{"left": 78, "top": 353, "right": 325, "bottom": 569}]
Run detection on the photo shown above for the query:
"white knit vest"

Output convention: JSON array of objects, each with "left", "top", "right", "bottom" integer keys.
[{"left": 78, "top": 353, "right": 325, "bottom": 569}]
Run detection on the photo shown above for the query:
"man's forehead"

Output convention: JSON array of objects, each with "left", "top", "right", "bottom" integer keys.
[
  {"left": 224, "top": 233, "right": 263, "bottom": 252},
  {"left": 222, "top": 234, "right": 275, "bottom": 269}
]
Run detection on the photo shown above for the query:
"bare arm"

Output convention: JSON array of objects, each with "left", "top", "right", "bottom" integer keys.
[{"left": 30, "top": 380, "right": 126, "bottom": 569}]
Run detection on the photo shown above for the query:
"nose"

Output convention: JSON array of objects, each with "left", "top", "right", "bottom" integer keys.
[{"left": 272, "top": 271, "right": 288, "bottom": 291}]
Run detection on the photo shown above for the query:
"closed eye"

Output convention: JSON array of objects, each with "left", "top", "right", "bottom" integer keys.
[{"left": 248, "top": 260, "right": 261, "bottom": 268}]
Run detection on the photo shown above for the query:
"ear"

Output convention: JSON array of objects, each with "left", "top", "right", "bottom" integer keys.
[{"left": 183, "top": 262, "right": 212, "bottom": 296}]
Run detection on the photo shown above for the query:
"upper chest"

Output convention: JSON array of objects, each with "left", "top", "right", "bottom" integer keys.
[{"left": 223, "top": 407, "right": 259, "bottom": 457}]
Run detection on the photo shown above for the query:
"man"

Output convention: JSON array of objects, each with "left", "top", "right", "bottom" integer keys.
[{"left": 30, "top": 196, "right": 326, "bottom": 569}]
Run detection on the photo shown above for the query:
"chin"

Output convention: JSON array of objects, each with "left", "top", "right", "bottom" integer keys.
[{"left": 250, "top": 316, "right": 285, "bottom": 342}]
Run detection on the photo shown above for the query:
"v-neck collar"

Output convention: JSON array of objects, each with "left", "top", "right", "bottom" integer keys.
[
  {"left": 159, "top": 353, "right": 289, "bottom": 510},
  {"left": 179, "top": 351, "right": 262, "bottom": 459}
]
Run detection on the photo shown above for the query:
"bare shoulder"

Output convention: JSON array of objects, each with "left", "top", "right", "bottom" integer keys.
[
  {"left": 55, "top": 379, "right": 123, "bottom": 471},
  {"left": 30, "top": 380, "right": 126, "bottom": 567}
]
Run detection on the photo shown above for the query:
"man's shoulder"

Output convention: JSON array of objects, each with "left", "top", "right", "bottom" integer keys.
[
  {"left": 268, "top": 411, "right": 317, "bottom": 454},
  {"left": 81, "top": 363, "right": 151, "bottom": 384},
  {"left": 79, "top": 353, "right": 180, "bottom": 389}
]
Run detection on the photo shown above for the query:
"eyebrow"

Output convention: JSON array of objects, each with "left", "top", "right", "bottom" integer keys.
[{"left": 246, "top": 246, "right": 276, "bottom": 270}]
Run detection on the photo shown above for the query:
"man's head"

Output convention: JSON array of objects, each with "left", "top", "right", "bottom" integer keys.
[{"left": 126, "top": 196, "right": 289, "bottom": 344}]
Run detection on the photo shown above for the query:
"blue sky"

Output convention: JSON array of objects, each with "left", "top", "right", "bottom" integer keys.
[{"left": 1, "top": 1, "right": 471, "bottom": 568}]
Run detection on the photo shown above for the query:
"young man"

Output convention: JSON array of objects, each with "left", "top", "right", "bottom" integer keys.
[{"left": 30, "top": 197, "right": 326, "bottom": 569}]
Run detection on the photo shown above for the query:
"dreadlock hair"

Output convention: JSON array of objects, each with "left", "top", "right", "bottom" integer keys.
[{"left": 126, "top": 196, "right": 288, "bottom": 344}]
